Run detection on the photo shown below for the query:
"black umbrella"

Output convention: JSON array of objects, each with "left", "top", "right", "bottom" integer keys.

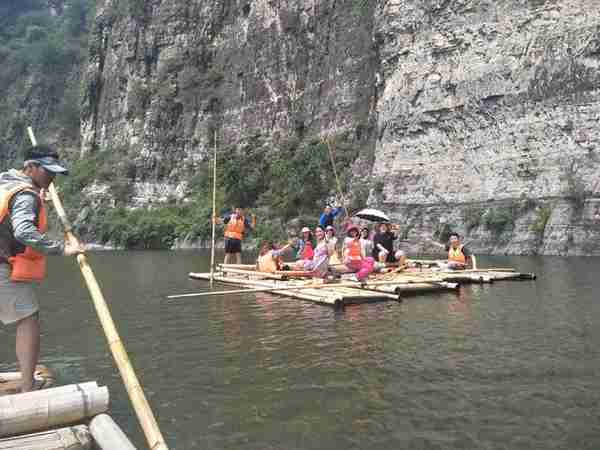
[{"left": 353, "top": 208, "right": 391, "bottom": 223}]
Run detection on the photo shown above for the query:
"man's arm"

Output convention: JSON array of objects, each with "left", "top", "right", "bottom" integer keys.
[
  {"left": 244, "top": 216, "right": 254, "bottom": 230},
  {"left": 462, "top": 247, "right": 476, "bottom": 268},
  {"left": 318, "top": 213, "right": 327, "bottom": 228},
  {"left": 272, "top": 244, "right": 291, "bottom": 257},
  {"left": 10, "top": 193, "right": 63, "bottom": 255}
]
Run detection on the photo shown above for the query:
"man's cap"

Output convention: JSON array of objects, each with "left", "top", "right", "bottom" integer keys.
[
  {"left": 24, "top": 145, "right": 69, "bottom": 175},
  {"left": 301, "top": 227, "right": 311, "bottom": 233}
]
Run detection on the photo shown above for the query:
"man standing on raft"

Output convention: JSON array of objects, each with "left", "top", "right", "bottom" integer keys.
[
  {"left": 216, "top": 207, "right": 256, "bottom": 265},
  {"left": 0, "top": 146, "right": 84, "bottom": 392}
]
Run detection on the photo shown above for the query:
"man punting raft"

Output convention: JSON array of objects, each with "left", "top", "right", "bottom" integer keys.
[
  {"left": 215, "top": 207, "right": 256, "bottom": 265},
  {"left": 0, "top": 146, "right": 84, "bottom": 392}
]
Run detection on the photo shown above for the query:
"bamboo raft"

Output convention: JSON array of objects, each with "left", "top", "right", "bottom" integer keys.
[
  {"left": 0, "top": 367, "right": 137, "bottom": 449},
  {"left": 188, "top": 263, "right": 536, "bottom": 308}
]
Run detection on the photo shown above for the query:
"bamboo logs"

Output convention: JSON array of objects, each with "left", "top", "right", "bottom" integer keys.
[
  {"left": 0, "top": 425, "right": 92, "bottom": 450},
  {"left": 198, "top": 274, "right": 344, "bottom": 306},
  {"left": 0, "top": 384, "right": 109, "bottom": 438},
  {"left": 214, "top": 267, "right": 286, "bottom": 280},
  {"left": 90, "top": 414, "right": 138, "bottom": 450},
  {"left": 218, "top": 264, "right": 257, "bottom": 269}
]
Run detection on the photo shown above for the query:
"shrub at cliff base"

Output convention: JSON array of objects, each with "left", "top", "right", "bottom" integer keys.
[{"left": 61, "top": 134, "right": 363, "bottom": 249}]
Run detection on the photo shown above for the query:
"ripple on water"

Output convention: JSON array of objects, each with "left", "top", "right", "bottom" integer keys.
[{"left": 17, "top": 252, "right": 600, "bottom": 449}]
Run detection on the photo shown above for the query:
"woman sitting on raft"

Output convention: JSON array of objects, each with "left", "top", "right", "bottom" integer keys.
[
  {"left": 344, "top": 225, "right": 375, "bottom": 282},
  {"left": 257, "top": 241, "right": 292, "bottom": 273},
  {"left": 293, "top": 226, "right": 315, "bottom": 260},
  {"left": 325, "top": 225, "right": 341, "bottom": 265},
  {"left": 294, "top": 226, "right": 331, "bottom": 277},
  {"left": 360, "top": 226, "right": 374, "bottom": 258}
]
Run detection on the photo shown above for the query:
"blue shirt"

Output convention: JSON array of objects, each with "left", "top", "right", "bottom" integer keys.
[{"left": 319, "top": 208, "right": 342, "bottom": 228}]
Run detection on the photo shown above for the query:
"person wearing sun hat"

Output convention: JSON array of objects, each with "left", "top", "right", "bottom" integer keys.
[
  {"left": 343, "top": 224, "right": 375, "bottom": 282},
  {"left": 0, "top": 144, "right": 84, "bottom": 392},
  {"left": 292, "top": 226, "right": 315, "bottom": 260}
]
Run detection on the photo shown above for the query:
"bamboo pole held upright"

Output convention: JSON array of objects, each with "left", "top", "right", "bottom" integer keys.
[
  {"left": 27, "top": 127, "right": 169, "bottom": 450},
  {"left": 325, "top": 137, "right": 349, "bottom": 217},
  {"left": 210, "top": 131, "right": 218, "bottom": 286}
]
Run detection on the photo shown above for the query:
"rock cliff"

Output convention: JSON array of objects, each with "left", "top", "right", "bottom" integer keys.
[
  {"left": 372, "top": 0, "right": 600, "bottom": 255},
  {"left": 82, "top": 0, "right": 378, "bottom": 204},
  {"left": 81, "top": 0, "right": 600, "bottom": 254}
]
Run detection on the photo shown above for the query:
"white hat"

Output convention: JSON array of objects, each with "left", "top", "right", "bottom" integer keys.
[{"left": 301, "top": 227, "right": 311, "bottom": 233}]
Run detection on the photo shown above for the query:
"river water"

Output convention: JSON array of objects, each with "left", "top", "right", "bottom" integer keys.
[{"left": 1, "top": 251, "right": 599, "bottom": 449}]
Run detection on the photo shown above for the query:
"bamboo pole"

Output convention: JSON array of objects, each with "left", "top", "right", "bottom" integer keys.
[
  {"left": 216, "top": 267, "right": 286, "bottom": 280},
  {"left": 209, "top": 131, "right": 217, "bottom": 286},
  {"left": 218, "top": 263, "right": 258, "bottom": 269},
  {"left": 169, "top": 281, "right": 370, "bottom": 299},
  {"left": 325, "top": 137, "right": 349, "bottom": 217},
  {"left": 27, "top": 127, "right": 169, "bottom": 450},
  {"left": 197, "top": 274, "right": 344, "bottom": 306}
]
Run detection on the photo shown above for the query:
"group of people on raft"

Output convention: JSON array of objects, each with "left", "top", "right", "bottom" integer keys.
[{"left": 216, "top": 204, "right": 476, "bottom": 282}]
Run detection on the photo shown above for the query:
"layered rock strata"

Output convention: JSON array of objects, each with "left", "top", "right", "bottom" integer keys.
[{"left": 83, "top": 0, "right": 600, "bottom": 254}]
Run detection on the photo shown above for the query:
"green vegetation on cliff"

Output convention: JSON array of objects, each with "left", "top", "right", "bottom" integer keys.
[
  {"left": 60, "top": 132, "right": 368, "bottom": 249},
  {"left": 0, "top": 0, "right": 94, "bottom": 165}
]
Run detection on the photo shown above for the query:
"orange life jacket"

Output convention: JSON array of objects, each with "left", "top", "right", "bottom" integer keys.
[
  {"left": 301, "top": 241, "right": 314, "bottom": 260},
  {"left": 0, "top": 185, "right": 48, "bottom": 282},
  {"left": 448, "top": 245, "right": 466, "bottom": 265},
  {"left": 224, "top": 216, "right": 246, "bottom": 240},
  {"left": 346, "top": 239, "right": 362, "bottom": 262}
]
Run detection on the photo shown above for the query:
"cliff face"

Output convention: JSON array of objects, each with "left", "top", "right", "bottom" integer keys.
[
  {"left": 82, "top": 0, "right": 378, "bottom": 204},
  {"left": 83, "top": 0, "right": 600, "bottom": 254},
  {"left": 372, "top": 0, "right": 600, "bottom": 255}
]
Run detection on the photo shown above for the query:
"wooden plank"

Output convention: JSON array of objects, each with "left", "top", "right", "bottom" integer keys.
[{"left": 0, "top": 425, "right": 92, "bottom": 450}]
